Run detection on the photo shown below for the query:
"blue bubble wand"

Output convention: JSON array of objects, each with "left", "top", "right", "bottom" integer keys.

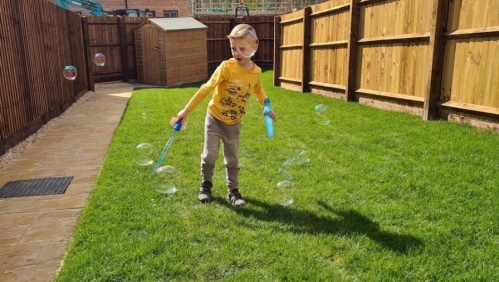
[
  {"left": 152, "top": 120, "right": 182, "bottom": 174},
  {"left": 264, "top": 98, "right": 274, "bottom": 139}
]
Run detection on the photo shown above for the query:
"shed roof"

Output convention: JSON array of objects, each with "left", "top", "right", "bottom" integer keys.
[{"left": 148, "top": 18, "right": 207, "bottom": 31}]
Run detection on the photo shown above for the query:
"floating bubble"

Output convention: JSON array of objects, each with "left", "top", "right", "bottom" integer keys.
[
  {"left": 280, "top": 150, "right": 310, "bottom": 179},
  {"left": 277, "top": 180, "right": 293, "bottom": 189},
  {"left": 315, "top": 104, "right": 328, "bottom": 113},
  {"left": 295, "top": 150, "right": 310, "bottom": 164},
  {"left": 277, "top": 196, "right": 294, "bottom": 206},
  {"left": 276, "top": 180, "right": 294, "bottom": 206},
  {"left": 315, "top": 104, "right": 330, "bottom": 125},
  {"left": 94, "top": 53, "right": 106, "bottom": 66},
  {"left": 155, "top": 165, "right": 178, "bottom": 194},
  {"left": 156, "top": 165, "right": 177, "bottom": 175},
  {"left": 134, "top": 143, "right": 156, "bottom": 166},
  {"left": 141, "top": 112, "right": 147, "bottom": 119},
  {"left": 63, "top": 66, "right": 77, "bottom": 80},
  {"left": 279, "top": 166, "right": 292, "bottom": 180}
]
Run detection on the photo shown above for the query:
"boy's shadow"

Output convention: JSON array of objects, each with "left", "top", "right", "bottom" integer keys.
[{"left": 214, "top": 197, "right": 424, "bottom": 254}]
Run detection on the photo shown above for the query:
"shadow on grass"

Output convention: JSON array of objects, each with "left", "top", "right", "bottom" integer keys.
[{"left": 214, "top": 197, "right": 424, "bottom": 255}]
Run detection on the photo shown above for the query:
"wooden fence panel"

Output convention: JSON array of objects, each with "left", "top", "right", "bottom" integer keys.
[
  {"left": 0, "top": 0, "right": 88, "bottom": 155},
  {"left": 309, "top": 1, "right": 350, "bottom": 98},
  {"left": 355, "top": 0, "right": 434, "bottom": 112},
  {"left": 124, "top": 17, "right": 145, "bottom": 80},
  {"left": 197, "top": 16, "right": 275, "bottom": 70},
  {"left": 83, "top": 16, "right": 144, "bottom": 83},
  {"left": 440, "top": 0, "right": 499, "bottom": 123},
  {"left": 0, "top": 1, "right": 28, "bottom": 141},
  {"left": 277, "top": 10, "right": 306, "bottom": 92},
  {"left": 85, "top": 17, "right": 124, "bottom": 82}
]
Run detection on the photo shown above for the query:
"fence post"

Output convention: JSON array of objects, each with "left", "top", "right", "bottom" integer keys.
[
  {"left": 423, "top": 0, "right": 450, "bottom": 120},
  {"left": 345, "top": 0, "right": 360, "bottom": 102},
  {"left": 81, "top": 17, "right": 94, "bottom": 92},
  {"left": 273, "top": 16, "right": 281, "bottom": 87},
  {"left": 118, "top": 16, "right": 129, "bottom": 82},
  {"left": 301, "top": 7, "right": 312, "bottom": 93}
]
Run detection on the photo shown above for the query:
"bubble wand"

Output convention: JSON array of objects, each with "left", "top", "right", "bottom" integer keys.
[
  {"left": 264, "top": 98, "right": 274, "bottom": 139},
  {"left": 152, "top": 120, "right": 182, "bottom": 174}
]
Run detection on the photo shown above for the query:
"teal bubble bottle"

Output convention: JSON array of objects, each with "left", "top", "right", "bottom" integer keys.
[{"left": 264, "top": 98, "right": 274, "bottom": 139}]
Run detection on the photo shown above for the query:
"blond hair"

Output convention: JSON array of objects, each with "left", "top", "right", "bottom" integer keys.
[{"left": 228, "top": 24, "right": 259, "bottom": 44}]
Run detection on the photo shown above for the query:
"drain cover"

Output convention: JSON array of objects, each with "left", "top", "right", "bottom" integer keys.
[{"left": 0, "top": 176, "right": 73, "bottom": 198}]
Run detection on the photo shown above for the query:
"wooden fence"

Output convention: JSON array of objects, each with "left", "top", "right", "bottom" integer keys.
[
  {"left": 197, "top": 16, "right": 275, "bottom": 69},
  {"left": 82, "top": 16, "right": 145, "bottom": 85},
  {"left": 0, "top": 0, "right": 89, "bottom": 155},
  {"left": 274, "top": 0, "right": 499, "bottom": 128}
]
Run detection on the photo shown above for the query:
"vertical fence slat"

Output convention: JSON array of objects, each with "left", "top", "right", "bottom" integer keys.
[
  {"left": 301, "top": 7, "right": 312, "bottom": 93},
  {"left": 423, "top": 0, "right": 451, "bottom": 120},
  {"left": 82, "top": 17, "right": 94, "bottom": 92},
  {"left": 345, "top": 0, "right": 359, "bottom": 101},
  {"left": 119, "top": 17, "right": 129, "bottom": 82},
  {"left": 273, "top": 16, "right": 282, "bottom": 86}
]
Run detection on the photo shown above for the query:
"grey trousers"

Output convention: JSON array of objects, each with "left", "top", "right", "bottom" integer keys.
[{"left": 201, "top": 114, "right": 241, "bottom": 190}]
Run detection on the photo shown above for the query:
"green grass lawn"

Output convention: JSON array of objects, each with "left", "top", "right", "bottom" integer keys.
[{"left": 55, "top": 70, "right": 499, "bottom": 281}]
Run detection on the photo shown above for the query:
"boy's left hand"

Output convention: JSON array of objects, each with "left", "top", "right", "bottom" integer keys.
[{"left": 264, "top": 109, "right": 277, "bottom": 121}]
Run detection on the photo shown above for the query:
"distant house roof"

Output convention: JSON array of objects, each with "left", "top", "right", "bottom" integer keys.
[{"left": 148, "top": 18, "right": 207, "bottom": 31}]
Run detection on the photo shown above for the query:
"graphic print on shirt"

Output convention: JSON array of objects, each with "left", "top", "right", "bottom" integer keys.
[
  {"left": 237, "top": 84, "right": 251, "bottom": 103},
  {"left": 226, "top": 86, "right": 240, "bottom": 96},
  {"left": 220, "top": 79, "right": 248, "bottom": 121},
  {"left": 238, "top": 105, "right": 246, "bottom": 115},
  {"left": 220, "top": 97, "right": 236, "bottom": 107},
  {"left": 222, "top": 109, "right": 238, "bottom": 120}
]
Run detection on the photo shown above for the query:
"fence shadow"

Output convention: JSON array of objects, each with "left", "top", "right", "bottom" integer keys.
[{"left": 214, "top": 197, "right": 424, "bottom": 254}]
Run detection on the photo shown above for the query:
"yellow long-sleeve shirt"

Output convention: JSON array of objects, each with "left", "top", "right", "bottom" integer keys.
[{"left": 185, "top": 58, "right": 267, "bottom": 125}]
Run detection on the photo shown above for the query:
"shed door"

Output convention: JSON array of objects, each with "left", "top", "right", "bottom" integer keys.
[{"left": 142, "top": 26, "right": 161, "bottom": 85}]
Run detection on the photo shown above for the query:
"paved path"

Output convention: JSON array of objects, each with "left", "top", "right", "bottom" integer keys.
[{"left": 0, "top": 82, "right": 145, "bottom": 282}]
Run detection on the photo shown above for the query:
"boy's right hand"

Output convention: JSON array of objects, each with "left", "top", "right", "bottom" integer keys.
[{"left": 175, "top": 108, "right": 189, "bottom": 125}]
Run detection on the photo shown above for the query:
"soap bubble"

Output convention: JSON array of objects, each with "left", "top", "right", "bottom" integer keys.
[
  {"left": 155, "top": 165, "right": 178, "bottom": 194},
  {"left": 280, "top": 150, "right": 310, "bottom": 178},
  {"left": 294, "top": 150, "right": 310, "bottom": 164},
  {"left": 276, "top": 180, "right": 294, "bottom": 206},
  {"left": 134, "top": 143, "right": 156, "bottom": 166},
  {"left": 315, "top": 104, "right": 327, "bottom": 113},
  {"left": 315, "top": 104, "right": 330, "bottom": 125},
  {"left": 63, "top": 66, "right": 77, "bottom": 80},
  {"left": 94, "top": 53, "right": 106, "bottom": 66},
  {"left": 276, "top": 151, "right": 310, "bottom": 206},
  {"left": 276, "top": 180, "right": 293, "bottom": 189},
  {"left": 279, "top": 165, "right": 292, "bottom": 180}
]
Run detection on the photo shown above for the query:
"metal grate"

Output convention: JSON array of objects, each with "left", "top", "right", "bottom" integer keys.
[{"left": 0, "top": 176, "right": 73, "bottom": 198}]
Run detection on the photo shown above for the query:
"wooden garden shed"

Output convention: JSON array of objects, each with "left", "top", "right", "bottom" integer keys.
[{"left": 135, "top": 18, "right": 208, "bottom": 86}]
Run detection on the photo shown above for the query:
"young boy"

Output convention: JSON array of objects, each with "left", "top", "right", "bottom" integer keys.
[{"left": 174, "top": 24, "right": 276, "bottom": 207}]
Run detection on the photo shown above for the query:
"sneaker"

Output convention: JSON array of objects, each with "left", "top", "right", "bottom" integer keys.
[
  {"left": 227, "top": 189, "right": 246, "bottom": 207},
  {"left": 198, "top": 181, "right": 212, "bottom": 203}
]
